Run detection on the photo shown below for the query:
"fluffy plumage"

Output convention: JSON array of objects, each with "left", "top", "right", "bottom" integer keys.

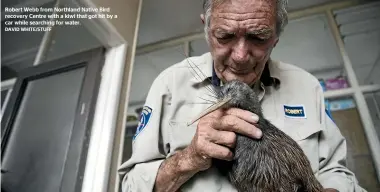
[{"left": 213, "top": 80, "right": 323, "bottom": 192}]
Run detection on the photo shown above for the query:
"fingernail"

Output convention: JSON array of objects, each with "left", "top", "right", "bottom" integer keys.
[
  {"left": 255, "top": 129, "right": 262, "bottom": 138},
  {"left": 252, "top": 114, "right": 259, "bottom": 122}
]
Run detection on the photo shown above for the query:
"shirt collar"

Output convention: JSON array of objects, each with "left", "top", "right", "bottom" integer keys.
[
  {"left": 261, "top": 58, "right": 281, "bottom": 89},
  {"left": 189, "top": 52, "right": 214, "bottom": 83}
]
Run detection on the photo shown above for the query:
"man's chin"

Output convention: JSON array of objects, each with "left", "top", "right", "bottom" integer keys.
[{"left": 223, "top": 74, "right": 258, "bottom": 86}]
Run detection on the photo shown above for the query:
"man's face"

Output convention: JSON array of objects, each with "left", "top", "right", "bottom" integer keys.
[{"left": 203, "top": 0, "right": 279, "bottom": 86}]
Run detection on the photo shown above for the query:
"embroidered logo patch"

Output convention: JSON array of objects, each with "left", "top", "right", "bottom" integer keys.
[
  {"left": 133, "top": 106, "right": 153, "bottom": 140},
  {"left": 284, "top": 105, "right": 306, "bottom": 118}
]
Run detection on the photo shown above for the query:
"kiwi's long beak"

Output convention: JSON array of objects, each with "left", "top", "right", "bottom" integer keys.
[{"left": 187, "top": 97, "right": 232, "bottom": 126}]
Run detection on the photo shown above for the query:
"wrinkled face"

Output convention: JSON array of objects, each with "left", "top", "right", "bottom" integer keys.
[{"left": 204, "top": 0, "right": 279, "bottom": 86}]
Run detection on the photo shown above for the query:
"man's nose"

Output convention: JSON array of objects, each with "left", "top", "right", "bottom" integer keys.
[{"left": 231, "top": 39, "right": 250, "bottom": 64}]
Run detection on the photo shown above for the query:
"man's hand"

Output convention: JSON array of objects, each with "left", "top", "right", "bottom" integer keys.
[
  {"left": 153, "top": 108, "right": 261, "bottom": 192},
  {"left": 183, "top": 107, "right": 263, "bottom": 172}
]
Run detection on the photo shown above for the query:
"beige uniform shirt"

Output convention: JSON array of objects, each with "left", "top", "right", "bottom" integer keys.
[{"left": 118, "top": 52, "right": 365, "bottom": 192}]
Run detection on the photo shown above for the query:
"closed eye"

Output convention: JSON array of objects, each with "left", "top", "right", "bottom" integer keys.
[
  {"left": 217, "top": 33, "right": 235, "bottom": 40},
  {"left": 246, "top": 34, "right": 268, "bottom": 43}
]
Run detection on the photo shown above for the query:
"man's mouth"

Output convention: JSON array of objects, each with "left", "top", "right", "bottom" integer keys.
[{"left": 228, "top": 66, "right": 255, "bottom": 75}]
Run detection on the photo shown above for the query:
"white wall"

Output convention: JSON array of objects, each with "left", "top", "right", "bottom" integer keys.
[
  {"left": 271, "top": 14, "right": 344, "bottom": 75},
  {"left": 127, "top": 44, "right": 186, "bottom": 114}
]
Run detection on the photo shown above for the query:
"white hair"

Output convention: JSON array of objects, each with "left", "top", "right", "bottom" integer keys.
[{"left": 202, "top": 0, "right": 288, "bottom": 41}]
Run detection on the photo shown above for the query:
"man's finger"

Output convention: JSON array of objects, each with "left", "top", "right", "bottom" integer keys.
[
  {"left": 224, "top": 108, "right": 260, "bottom": 124},
  {"left": 209, "top": 129, "right": 237, "bottom": 148},
  {"left": 203, "top": 141, "right": 234, "bottom": 161},
  {"left": 214, "top": 115, "right": 262, "bottom": 139}
]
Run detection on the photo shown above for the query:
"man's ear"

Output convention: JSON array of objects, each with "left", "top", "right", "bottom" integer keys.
[{"left": 200, "top": 14, "right": 205, "bottom": 24}]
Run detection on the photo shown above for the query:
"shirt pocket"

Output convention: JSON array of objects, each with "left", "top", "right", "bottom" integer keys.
[
  {"left": 167, "top": 102, "right": 210, "bottom": 156},
  {"left": 167, "top": 120, "right": 197, "bottom": 155},
  {"left": 283, "top": 119, "right": 322, "bottom": 141},
  {"left": 282, "top": 119, "right": 322, "bottom": 174}
]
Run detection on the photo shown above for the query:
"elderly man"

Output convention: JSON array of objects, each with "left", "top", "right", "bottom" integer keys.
[{"left": 119, "top": 0, "right": 365, "bottom": 191}]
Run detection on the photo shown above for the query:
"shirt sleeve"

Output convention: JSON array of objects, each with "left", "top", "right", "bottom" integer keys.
[
  {"left": 316, "top": 86, "right": 366, "bottom": 192},
  {"left": 118, "top": 69, "right": 171, "bottom": 192}
]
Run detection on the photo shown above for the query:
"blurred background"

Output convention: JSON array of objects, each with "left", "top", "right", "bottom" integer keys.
[{"left": 1, "top": 0, "right": 380, "bottom": 191}]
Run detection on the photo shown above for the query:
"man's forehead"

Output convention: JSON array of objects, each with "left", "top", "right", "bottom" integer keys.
[
  {"left": 209, "top": 0, "right": 277, "bottom": 25},
  {"left": 210, "top": 0, "right": 276, "bottom": 10},
  {"left": 210, "top": 16, "right": 276, "bottom": 36},
  {"left": 214, "top": 27, "right": 274, "bottom": 35}
]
